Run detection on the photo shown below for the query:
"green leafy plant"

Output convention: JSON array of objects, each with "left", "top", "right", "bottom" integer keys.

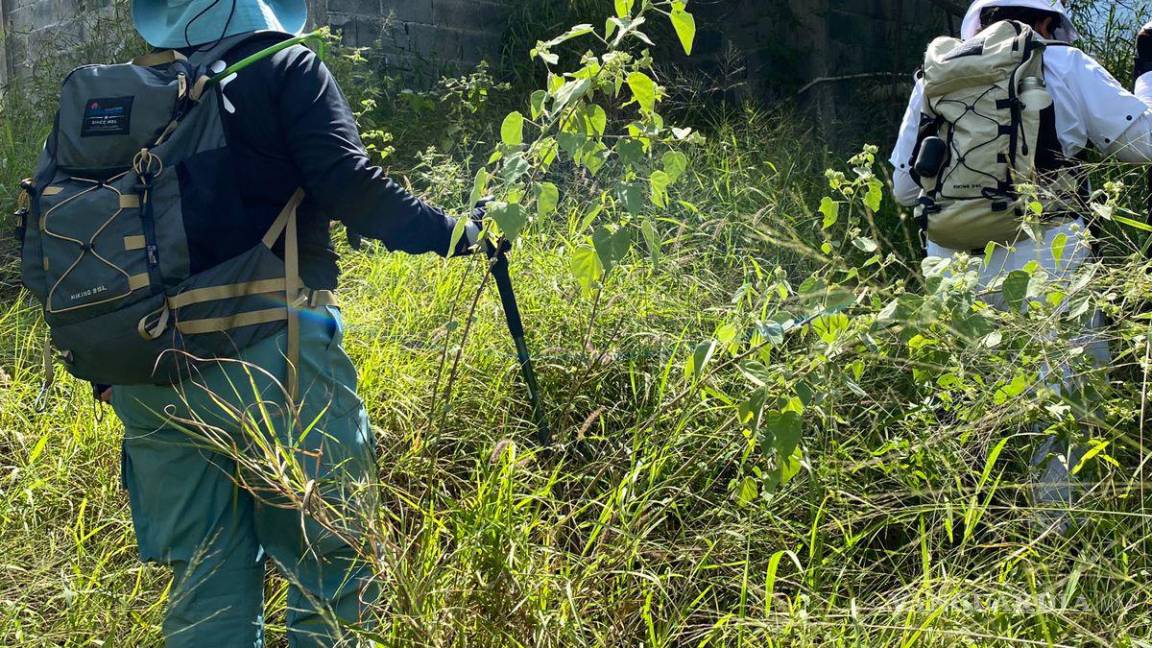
[{"left": 454, "top": 0, "right": 704, "bottom": 296}]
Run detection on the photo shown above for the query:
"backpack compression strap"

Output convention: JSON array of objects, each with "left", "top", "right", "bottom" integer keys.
[{"left": 139, "top": 189, "right": 330, "bottom": 401}]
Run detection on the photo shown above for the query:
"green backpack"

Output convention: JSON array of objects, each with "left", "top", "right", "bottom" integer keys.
[
  {"left": 17, "top": 34, "right": 321, "bottom": 399},
  {"left": 914, "top": 20, "right": 1081, "bottom": 251}
]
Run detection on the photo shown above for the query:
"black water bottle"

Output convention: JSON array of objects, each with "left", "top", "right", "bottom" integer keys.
[{"left": 914, "top": 136, "right": 948, "bottom": 180}]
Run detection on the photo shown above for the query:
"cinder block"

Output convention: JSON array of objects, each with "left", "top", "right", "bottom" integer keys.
[
  {"left": 380, "top": 0, "right": 432, "bottom": 24},
  {"left": 456, "top": 28, "right": 503, "bottom": 65},
  {"left": 344, "top": 15, "right": 386, "bottom": 46},
  {"left": 432, "top": 0, "right": 510, "bottom": 27},
  {"left": 327, "top": 0, "right": 380, "bottom": 17},
  {"left": 406, "top": 22, "right": 455, "bottom": 60},
  {"left": 379, "top": 20, "right": 411, "bottom": 52}
]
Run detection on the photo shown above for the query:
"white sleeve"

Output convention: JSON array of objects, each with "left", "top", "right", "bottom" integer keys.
[
  {"left": 1064, "top": 49, "right": 1152, "bottom": 162},
  {"left": 890, "top": 79, "right": 925, "bottom": 208},
  {"left": 1104, "top": 72, "right": 1152, "bottom": 163}
]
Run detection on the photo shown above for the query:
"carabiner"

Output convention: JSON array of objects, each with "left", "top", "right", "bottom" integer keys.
[{"left": 33, "top": 383, "right": 50, "bottom": 414}]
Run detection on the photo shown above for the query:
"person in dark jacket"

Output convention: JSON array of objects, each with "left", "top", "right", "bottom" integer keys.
[{"left": 118, "top": 1, "right": 478, "bottom": 645}]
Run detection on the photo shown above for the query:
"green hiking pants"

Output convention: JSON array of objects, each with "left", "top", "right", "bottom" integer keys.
[{"left": 112, "top": 305, "right": 378, "bottom": 647}]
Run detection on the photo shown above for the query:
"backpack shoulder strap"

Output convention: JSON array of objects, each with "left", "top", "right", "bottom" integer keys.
[{"left": 131, "top": 50, "right": 189, "bottom": 68}]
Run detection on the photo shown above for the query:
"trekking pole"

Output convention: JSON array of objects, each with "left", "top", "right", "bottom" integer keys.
[{"left": 484, "top": 240, "right": 551, "bottom": 447}]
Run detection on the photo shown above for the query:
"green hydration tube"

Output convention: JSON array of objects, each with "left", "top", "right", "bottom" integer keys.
[{"left": 206, "top": 30, "right": 327, "bottom": 85}]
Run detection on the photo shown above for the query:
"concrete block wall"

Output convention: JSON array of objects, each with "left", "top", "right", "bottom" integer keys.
[
  {"left": 0, "top": 0, "right": 955, "bottom": 144},
  {"left": 0, "top": 0, "right": 127, "bottom": 86},
  {"left": 311, "top": 0, "right": 514, "bottom": 76}
]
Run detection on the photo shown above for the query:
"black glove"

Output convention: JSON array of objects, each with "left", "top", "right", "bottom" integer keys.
[
  {"left": 1136, "top": 21, "right": 1152, "bottom": 79},
  {"left": 470, "top": 197, "right": 512, "bottom": 258}
]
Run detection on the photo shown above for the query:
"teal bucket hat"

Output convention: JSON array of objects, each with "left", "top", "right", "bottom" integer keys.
[{"left": 132, "top": 0, "right": 307, "bottom": 49}]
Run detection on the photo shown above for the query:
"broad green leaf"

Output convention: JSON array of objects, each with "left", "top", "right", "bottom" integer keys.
[
  {"left": 579, "top": 141, "right": 611, "bottom": 176},
  {"left": 572, "top": 59, "right": 602, "bottom": 81},
  {"left": 584, "top": 104, "right": 608, "bottom": 136},
  {"left": 1050, "top": 232, "right": 1068, "bottom": 269},
  {"left": 819, "top": 197, "right": 839, "bottom": 230},
  {"left": 852, "top": 237, "right": 878, "bottom": 253},
  {"left": 570, "top": 244, "right": 603, "bottom": 296},
  {"left": 864, "top": 179, "right": 883, "bottom": 212},
  {"left": 615, "top": 0, "right": 634, "bottom": 18},
  {"left": 578, "top": 203, "right": 603, "bottom": 234},
  {"left": 501, "top": 153, "right": 530, "bottom": 184},
  {"left": 1002, "top": 270, "right": 1031, "bottom": 310},
  {"left": 542, "top": 24, "right": 595, "bottom": 49},
  {"left": 501, "top": 111, "right": 525, "bottom": 146},
  {"left": 662, "top": 151, "right": 689, "bottom": 183},
  {"left": 537, "top": 182, "right": 559, "bottom": 218},
  {"left": 737, "top": 476, "right": 758, "bottom": 505},
  {"left": 738, "top": 388, "right": 768, "bottom": 432},
  {"left": 618, "top": 180, "right": 645, "bottom": 215},
  {"left": 812, "top": 312, "right": 850, "bottom": 345},
  {"left": 649, "top": 170, "right": 671, "bottom": 208},
  {"left": 553, "top": 78, "right": 591, "bottom": 113},
  {"left": 684, "top": 340, "right": 717, "bottom": 380},
  {"left": 983, "top": 242, "right": 997, "bottom": 267},
  {"left": 593, "top": 224, "right": 632, "bottom": 273},
  {"left": 610, "top": 15, "right": 648, "bottom": 47},
  {"left": 558, "top": 132, "right": 586, "bottom": 158},
  {"left": 488, "top": 202, "right": 527, "bottom": 242},
  {"left": 776, "top": 446, "right": 804, "bottom": 487},
  {"left": 763, "top": 410, "right": 802, "bottom": 457},
  {"left": 530, "top": 90, "right": 548, "bottom": 119},
  {"left": 616, "top": 139, "right": 646, "bottom": 167},
  {"left": 627, "top": 71, "right": 658, "bottom": 114},
  {"left": 447, "top": 216, "right": 470, "bottom": 257},
  {"left": 993, "top": 372, "right": 1031, "bottom": 405},
  {"left": 532, "top": 137, "right": 559, "bottom": 168},
  {"left": 669, "top": 1, "right": 697, "bottom": 55},
  {"left": 468, "top": 168, "right": 489, "bottom": 209}
]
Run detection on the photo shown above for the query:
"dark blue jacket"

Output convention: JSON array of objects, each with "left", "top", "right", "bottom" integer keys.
[{"left": 184, "top": 34, "right": 462, "bottom": 290}]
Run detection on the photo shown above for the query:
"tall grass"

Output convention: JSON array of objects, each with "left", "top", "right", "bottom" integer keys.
[{"left": 2, "top": 2, "right": 1152, "bottom": 647}]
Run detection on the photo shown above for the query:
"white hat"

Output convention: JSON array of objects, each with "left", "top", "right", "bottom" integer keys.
[{"left": 961, "top": 0, "right": 1080, "bottom": 42}]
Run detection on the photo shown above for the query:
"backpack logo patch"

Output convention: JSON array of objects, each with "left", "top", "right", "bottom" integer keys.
[
  {"left": 80, "top": 97, "right": 134, "bottom": 137},
  {"left": 943, "top": 38, "right": 987, "bottom": 61}
]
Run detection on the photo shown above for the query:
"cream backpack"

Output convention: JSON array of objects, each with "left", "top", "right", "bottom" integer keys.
[{"left": 913, "top": 20, "right": 1079, "bottom": 251}]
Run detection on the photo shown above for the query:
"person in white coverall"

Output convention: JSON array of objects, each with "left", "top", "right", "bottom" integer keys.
[{"left": 890, "top": 0, "right": 1152, "bottom": 529}]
